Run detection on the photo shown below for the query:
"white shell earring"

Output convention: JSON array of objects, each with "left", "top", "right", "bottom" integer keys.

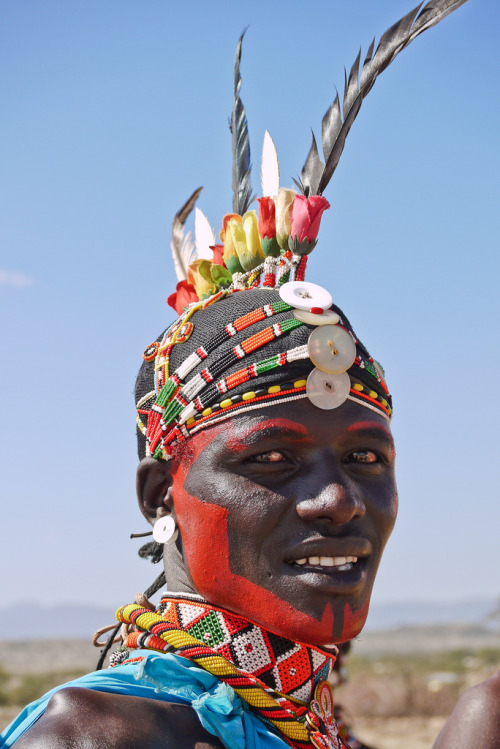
[{"left": 152, "top": 515, "right": 178, "bottom": 544}]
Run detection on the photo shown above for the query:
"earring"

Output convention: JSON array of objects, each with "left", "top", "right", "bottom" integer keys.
[{"left": 152, "top": 515, "right": 178, "bottom": 544}]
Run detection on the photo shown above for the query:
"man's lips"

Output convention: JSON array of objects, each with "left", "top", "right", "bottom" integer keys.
[
  {"left": 293, "top": 555, "right": 359, "bottom": 571},
  {"left": 286, "top": 536, "right": 373, "bottom": 564},
  {"left": 285, "top": 537, "right": 373, "bottom": 576}
]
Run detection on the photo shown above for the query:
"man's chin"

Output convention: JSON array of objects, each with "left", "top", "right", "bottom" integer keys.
[{"left": 198, "top": 587, "right": 371, "bottom": 648}]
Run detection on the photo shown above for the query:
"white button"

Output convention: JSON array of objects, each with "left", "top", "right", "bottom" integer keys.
[
  {"left": 279, "top": 281, "right": 333, "bottom": 311},
  {"left": 307, "top": 325, "right": 356, "bottom": 374},
  {"left": 306, "top": 369, "right": 351, "bottom": 410},
  {"left": 293, "top": 308, "right": 340, "bottom": 326}
]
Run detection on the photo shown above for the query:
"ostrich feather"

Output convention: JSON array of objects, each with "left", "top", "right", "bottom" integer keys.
[
  {"left": 231, "top": 29, "right": 253, "bottom": 215},
  {"left": 261, "top": 130, "right": 280, "bottom": 197},
  {"left": 170, "top": 187, "right": 202, "bottom": 282},
  {"left": 194, "top": 207, "right": 216, "bottom": 260},
  {"left": 299, "top": 0, "right": 469, "bottom": 196}
]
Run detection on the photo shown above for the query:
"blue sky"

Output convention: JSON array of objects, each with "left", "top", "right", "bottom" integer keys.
[{"left": 1, "top": 0, "right": 499, "bottom": 619}]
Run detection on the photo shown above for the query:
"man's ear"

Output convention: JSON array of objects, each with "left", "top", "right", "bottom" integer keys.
[{"left": 136, "top": 457, "right": 174, "bottom": 525}]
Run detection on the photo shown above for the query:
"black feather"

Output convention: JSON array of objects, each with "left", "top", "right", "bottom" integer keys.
[
  {"left": 299, "top": 131, "right": 325, "bottom": 197},
  {"left": 298, "top": 0, "right": 469, "bottom": 196},
  {"left": 231, "top": 29, "right": 252, "bottom": 215}
]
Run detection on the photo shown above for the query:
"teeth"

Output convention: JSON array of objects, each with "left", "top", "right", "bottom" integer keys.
[{"left": 293, "top": 555, "right": 358, "bottom": 568}]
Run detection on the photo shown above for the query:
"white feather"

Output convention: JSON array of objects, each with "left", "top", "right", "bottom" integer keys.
[
  {"left": 170, "top": 187, "right": 203, "bottom": 281},
  {"left": 261, "top": 130, "right": 280, "bottom": 197},
  {"left": 171, "top": 229, "right": 196, "bottom": 282},
  {"left": 195, "top": 207, "right": 216, "bottom": 260}
]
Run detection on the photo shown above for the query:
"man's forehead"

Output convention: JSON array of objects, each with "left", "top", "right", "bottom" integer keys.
[{"left": 201, "top": 398, "right": 393, "bottom": 446}]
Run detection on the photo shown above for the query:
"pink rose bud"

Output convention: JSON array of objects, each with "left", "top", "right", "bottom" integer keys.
[{"left": 289, "top": 195, "right": 330, "bottom": 254}]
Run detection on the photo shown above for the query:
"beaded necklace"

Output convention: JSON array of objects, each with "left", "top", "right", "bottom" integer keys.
[{"left": 116, "top": 593, "right": 349, "bottom": 749}]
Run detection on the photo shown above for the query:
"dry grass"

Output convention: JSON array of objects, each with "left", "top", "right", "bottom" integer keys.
[
  {"left": 353, "top": 716, "right": 448, "bottom": 749},
  {"left": 1, "top": 643, "right": 499, "bottom": 746}
]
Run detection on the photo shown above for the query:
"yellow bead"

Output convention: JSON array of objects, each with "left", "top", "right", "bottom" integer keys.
[
  {"left": 268, "top": 385, "right": 281, "bottom": 393},
  {"left": 242, "top": 391, "right": 256, "bottom": 401},
  {"left": 353, "top": 383, "right": 363, "bottom": 392},
  {"left": 381, "top": 398, "right": 388, "bottom": 407},
  {"left": 293, "top": 379, "right": 306, "bottom": 388},
  {"left": 220, "top": 398, "right": 233, "bottom": 409},
  {"left": 186, "top": 417, "right": 195, "bottom": 426},
  {"left": 202, "top": 407, "right": 212, "bottom": 417},
  {"left": 369, "top": 390, "right": 377, "bottom": 399}
]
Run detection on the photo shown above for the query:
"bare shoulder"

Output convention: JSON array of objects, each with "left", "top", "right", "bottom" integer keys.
[
  {"left": 433, "top": 671, "right": 500, "bottom": 749},
  {"left": 13, "top": 686, "right": 225, "bottom": 749}
]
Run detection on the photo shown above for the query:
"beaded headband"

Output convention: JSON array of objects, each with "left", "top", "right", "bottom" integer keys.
[{"left": 136, "top": 0, "right": 467, "bottom": 462}]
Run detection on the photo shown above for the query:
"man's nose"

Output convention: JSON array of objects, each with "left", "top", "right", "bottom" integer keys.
[{"left": 295, "top": 467, "right": 365, "bottom": 526}]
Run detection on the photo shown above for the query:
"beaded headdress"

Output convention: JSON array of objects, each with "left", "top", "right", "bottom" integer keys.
[{"left": 136, "top": 0, "right": 467, "bottom": 462}]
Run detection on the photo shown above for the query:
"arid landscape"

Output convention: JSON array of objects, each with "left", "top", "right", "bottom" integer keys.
[{"left": 1, "top": 624, "right": 499, "bottom": 748}]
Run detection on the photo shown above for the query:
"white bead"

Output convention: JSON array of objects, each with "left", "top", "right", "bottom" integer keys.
[
  {"left": 307, "top": 325, "right": 356, "bottom": 374},
  {"left": 152, "top": 515, "right": 178, "bottom": 544},
  {"left": 293, "top": 308, "right": 340, "bottom": 326},
  {"left": 279, "top": 281, "right": 333, "bottom": 311},
  {"left": 306, "top": 368, "right": 351, "bottom": 410}
]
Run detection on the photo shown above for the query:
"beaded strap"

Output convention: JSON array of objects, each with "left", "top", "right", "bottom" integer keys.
[
  {"left": 146, "top": 314, "right": 305, "bottom": 455},
  {"left": 116, "top": 600, "right": 348, "bottom": 749},
  {"left": 178, "top": 343, "right": 309, "bottom": 425}
]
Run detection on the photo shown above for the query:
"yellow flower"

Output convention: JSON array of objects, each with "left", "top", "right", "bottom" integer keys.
[
  {"left": 239, "top": 210, "right": 265, "bottom": 271},
  {"left": 221, "top": 214, "right": 244, "bottom": 274},
  {"left": 187, "top": 259, "right": 218, "bottom": 300},
  {"left": 275, "top": 188, "right": 297, "bottom": 249}
]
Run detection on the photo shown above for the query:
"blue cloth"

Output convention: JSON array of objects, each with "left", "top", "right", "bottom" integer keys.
[{"left": 0, "top": 652, "right": 288, "bottom": 748}]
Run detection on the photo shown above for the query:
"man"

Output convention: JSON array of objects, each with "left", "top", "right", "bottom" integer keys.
[{"left": 5, "top": 2, "right": 497, "bottom": 747}]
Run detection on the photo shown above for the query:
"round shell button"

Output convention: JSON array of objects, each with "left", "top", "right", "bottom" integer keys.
[
  {"left": 279, "top": 281, "right": 333, "bottom": 311},
  {"left": 306, "top": 368, "right": 351, "bottom": 410},
  {"left": 152, "top": 515, "right": 178, "bottom": 544},
  {"left": 307, "top": 325, "right": 356, "bottom": 374},
  {"left": 293, "top": 308, "right": 340, "bottom": 326}
]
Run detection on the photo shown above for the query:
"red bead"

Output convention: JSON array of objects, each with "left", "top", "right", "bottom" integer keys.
[{"left": 310, "top": 307, "right": 324, "bottom": 315}]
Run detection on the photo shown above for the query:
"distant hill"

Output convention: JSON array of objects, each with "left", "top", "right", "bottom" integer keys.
[
  {"left": 0, "top": 597, "right": 498, "bottom": 641},
  {"left": 1, "top": 621, "right": 499, "bottom": 676},
  {"left": 355, "top": 621, "right": 500, "bottom": 656},
  {"left": 0, "top": 603, "right": 112, "bottom": 640},
  {"left": 364, "top": 597, "right": 498, "bottom": 631}
]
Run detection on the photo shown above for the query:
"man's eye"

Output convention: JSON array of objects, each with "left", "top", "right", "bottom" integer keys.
[
  {"left": 347, "top": 450, "right": 379, "bottom": 464},
  {"left": 248, "top": 450, "right": 286, "bottom": 463}
]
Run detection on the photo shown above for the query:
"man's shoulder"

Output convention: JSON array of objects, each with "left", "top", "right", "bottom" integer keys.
[
  {"left": 433, "top": 672, "right": 500, "bottom": 749},
  {"left": 13, "top": 686, "right": 224, "bottom": 749}
]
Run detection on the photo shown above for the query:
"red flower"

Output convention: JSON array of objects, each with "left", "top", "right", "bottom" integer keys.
[
  {"left": 167, "top": 280, "right": 198, "bottom": 315},
  {"left": 257, "top": 197, "right": 276, "bottom": 239},
  {"left": 210, "top": 244, "right": 225, "bottom": 266},
  {"left": 290, "top": 195, "right": 330, "bottom": 243},
  {"left": 257, "top": 197, "right": 280, "bottom": 257}
]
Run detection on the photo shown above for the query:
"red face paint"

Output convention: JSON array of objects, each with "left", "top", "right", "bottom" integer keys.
[
  {"left": 225, "top": 417, "right": 311, "bottom": 453},
  {"left": 347, "top": 420, "right": 393, "bottom": 440},
  {"left": 172, "top": 487, "right": 340, "bottom": 643},
  {"left": 169, "top": 400, "right": 397, "bottom": 645}
]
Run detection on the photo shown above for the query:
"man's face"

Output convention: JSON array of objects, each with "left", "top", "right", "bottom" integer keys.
[{"left": 170, "top": 398, "right": 397, "bottom": 646}]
